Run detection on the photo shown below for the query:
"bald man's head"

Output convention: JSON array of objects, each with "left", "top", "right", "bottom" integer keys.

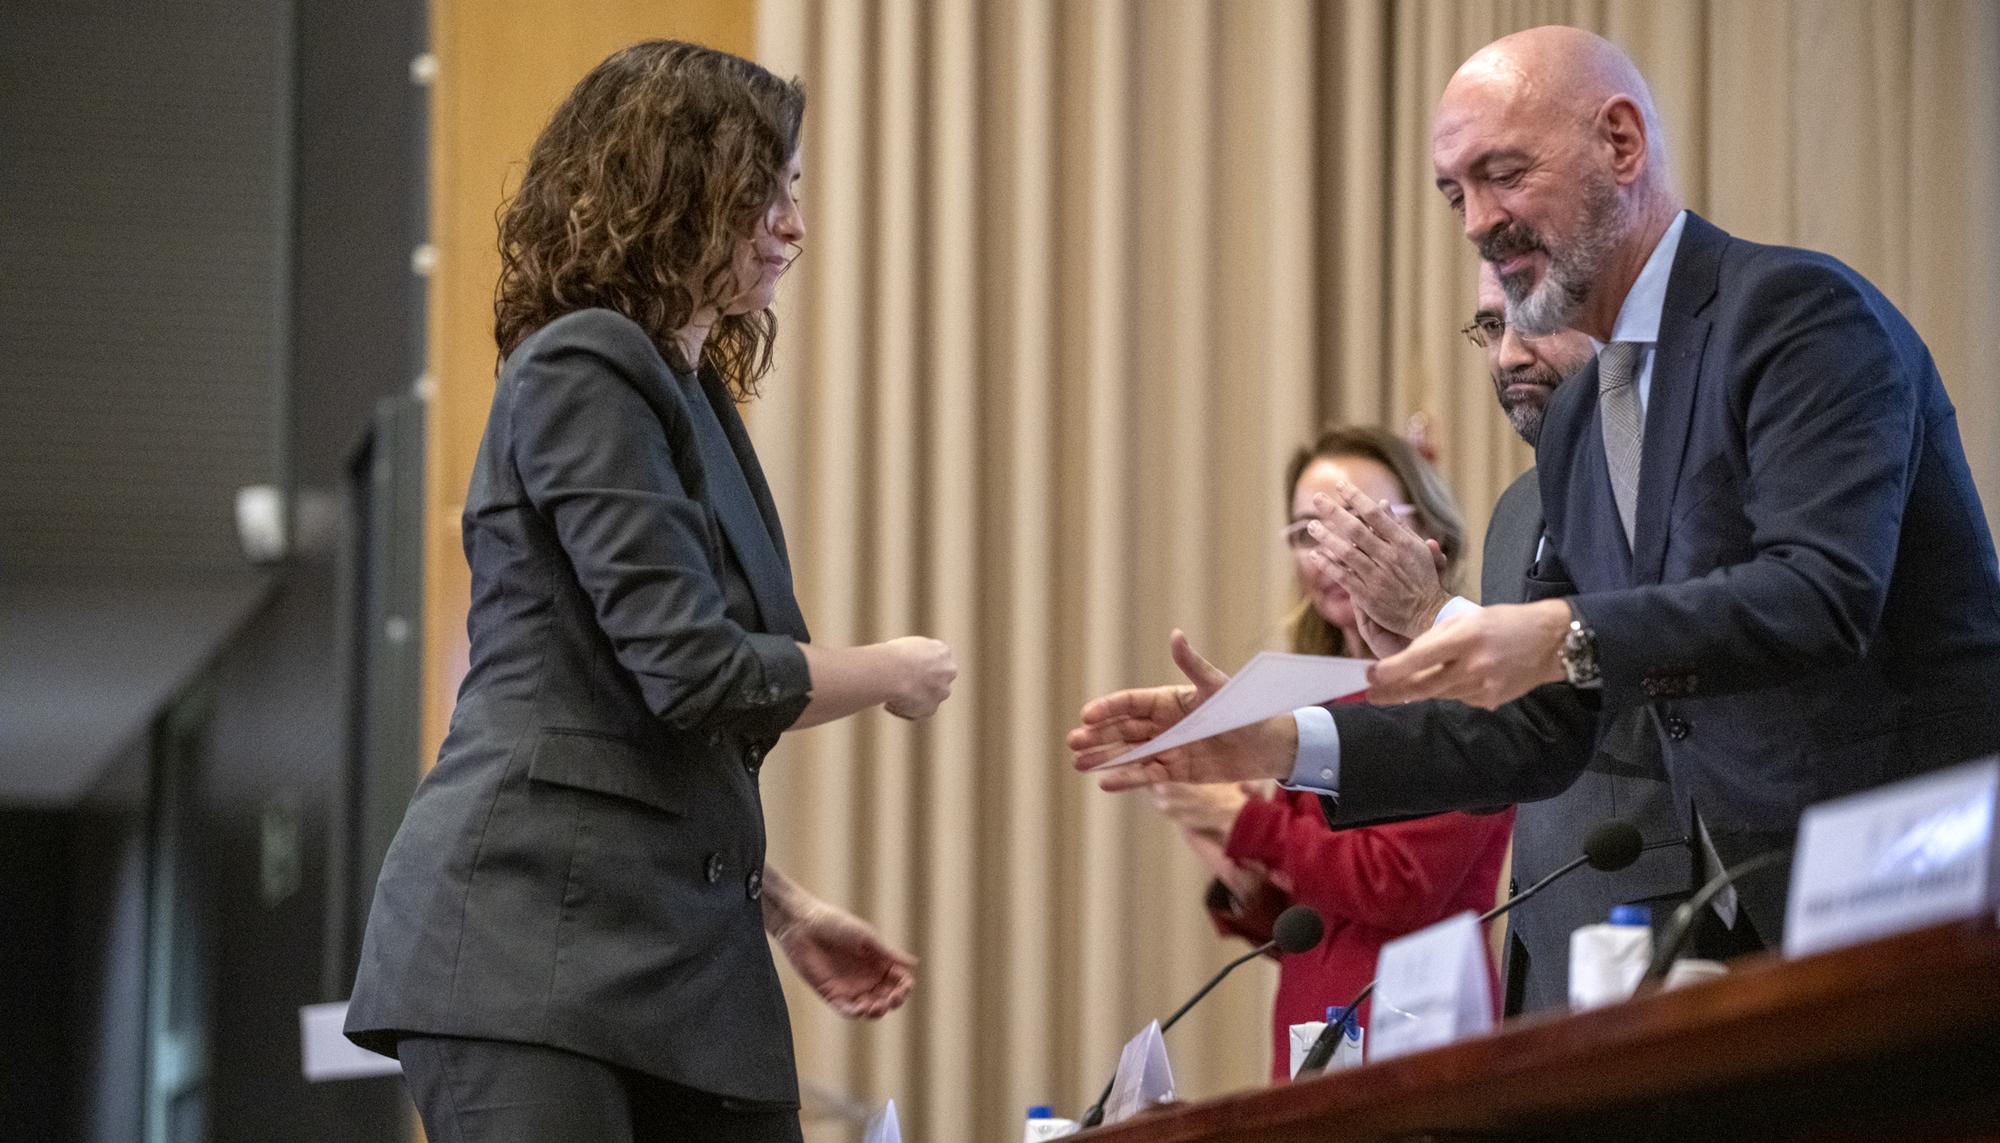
[{"left": 1432, "top": 27, "right": 1681, "bottom": 341}]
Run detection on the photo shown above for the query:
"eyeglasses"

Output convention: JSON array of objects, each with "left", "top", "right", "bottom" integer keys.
[
  {"left": 1282, "top": 505, "right": 1417, "bottom": 550},
  {"left": 1460, "top": 313, "right": 1506, "bottom": 349}
]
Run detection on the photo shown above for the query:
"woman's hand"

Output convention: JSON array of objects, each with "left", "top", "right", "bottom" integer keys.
[
  {"left": 1148, "top": 781, "right": 1251, "bottom": 845},
  {"left": 793, "top": 638, "right": 957, "bottom": 730},
  {"left": 883, "top": 636, "right": 957, "bottom": 720},
  {"left": 1305, "top": 483, "right": 1454, "bottom": 643},
  {"left": 764, "top": 867, "right": 917, "bottom": 1020}
]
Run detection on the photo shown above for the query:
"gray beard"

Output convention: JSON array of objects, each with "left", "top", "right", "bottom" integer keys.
[
  {"left": 1506, "top": 401, "right": 1544, "bottom": 448},
  {"left": 1507, "top": 270, "right": 1586, "bottom": 339},
  {"left": 1505, "top": 176, "right": 1629, "bottom": 338}
]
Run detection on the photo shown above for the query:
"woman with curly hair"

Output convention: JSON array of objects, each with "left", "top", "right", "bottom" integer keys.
[{"left": 345, "top": 41, "right": 956, "bottom": 1141}]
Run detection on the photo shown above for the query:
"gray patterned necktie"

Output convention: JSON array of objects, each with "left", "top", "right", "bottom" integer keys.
[{"left": 1598, "top": 341, "right": 1646, "bottom": 548}]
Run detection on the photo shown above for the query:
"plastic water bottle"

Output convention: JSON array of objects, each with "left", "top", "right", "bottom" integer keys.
[
  {"left": 1288, "top": 1004, "right": 1366, "bottom": 1078},
  {"left": 1568, "top": 904, "right": 1653, "bottom": 1010},
  {"left": 1024, "top": 1104, "right": 1079, "bottom": 1141},
  {"left": 1326, "top": 1004, "right": 1365, "bottom": 1070}
]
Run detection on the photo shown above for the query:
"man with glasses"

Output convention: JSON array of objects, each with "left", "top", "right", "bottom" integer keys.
[{"left": 1314, "top": 264, "right": 1687, "bottom": 1013}]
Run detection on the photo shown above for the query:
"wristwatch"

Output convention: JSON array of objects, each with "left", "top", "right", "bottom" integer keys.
[{"left": 1559, "top": 604, "right": 1603, "bottom": 689}]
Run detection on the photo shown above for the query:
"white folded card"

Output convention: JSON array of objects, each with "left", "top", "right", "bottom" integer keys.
[
  {"left": 299, "top": 1000, "right": 401, "bottom": 1081},
  {"left": 1783, "top": 755, "right": 2000, "bottom": 959},
  {"left": 1368, "top": 911, "right": 1494, "bottom": 1062},
  {"left": 862, "top": 1098, "right": 902, "bottom": 1143},
  {"left": 1102, "top": 1019, "right": 1176, "bottom": 1125},
  {"left": 1088, "top": 651, "right": 1372, "bottom": 770}
]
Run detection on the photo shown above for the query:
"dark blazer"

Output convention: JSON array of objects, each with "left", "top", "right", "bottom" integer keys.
[
  {"left": 1485, "top": 468, "right": 1687, "bottom": 1014},
  {"left": 1326, "top": 215, "right": 2000, "bottom": 939},
  {"left": 345, "top": 309, "right": 814, "bottom": 1104}
]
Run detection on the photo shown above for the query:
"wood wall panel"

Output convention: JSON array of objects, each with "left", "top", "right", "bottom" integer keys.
[{"left": 422, "top": 0, "right": 755, "bottom": 761}]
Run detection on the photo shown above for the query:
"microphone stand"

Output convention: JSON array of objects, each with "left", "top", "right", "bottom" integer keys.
[
  {"left": 1078, "top": 938, "right": 1279, "bottom": 1129},
  {"left": 1640, "top": 848, "right": 1791, "bottom": 985}
]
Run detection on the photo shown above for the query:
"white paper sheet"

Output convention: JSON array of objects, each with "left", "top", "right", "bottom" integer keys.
[{"left": 1087, "top": 651, "right": 1371, "bottom": 770}]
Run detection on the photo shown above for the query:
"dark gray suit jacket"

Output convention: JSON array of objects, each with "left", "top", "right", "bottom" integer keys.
[
  {"left": 1485, "top": 468, "right": 1686, "bottom": 1014},
  {"left": 346, "top": 309, "right": 814, "bottom": 1104},
  {"left": 1325, "top": 215, "right": 2000, "bottom": 941}
]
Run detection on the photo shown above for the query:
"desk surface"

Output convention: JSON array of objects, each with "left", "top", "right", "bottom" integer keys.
[{"left": 1085, "top": 920, "right": 2000, "bottom": 1143}]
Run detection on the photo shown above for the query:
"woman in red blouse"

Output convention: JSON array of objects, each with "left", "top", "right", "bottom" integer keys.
[{"left": 1149, "top": 425, "right": 1513, "bottom": 1082}]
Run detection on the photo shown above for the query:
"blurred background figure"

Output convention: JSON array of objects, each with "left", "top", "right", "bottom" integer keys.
[{"left": 1146, "top": 426, "right": 1513, "bottom": 1082}]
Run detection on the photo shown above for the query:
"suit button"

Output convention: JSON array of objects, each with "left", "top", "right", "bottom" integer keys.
[
  {"left": 704, "top": 852, "right": 723, "bottom": 884},
  {"left": 745, "top": 869, "right": 763, "bottom": 901},
  {"left": 1665, "top": 716, "right": 1691, "bottom": 741},
  {"left": 743, "top": 745, "right": 764, "bottom": 771}
]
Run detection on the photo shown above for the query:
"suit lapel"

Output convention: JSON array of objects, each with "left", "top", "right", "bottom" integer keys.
[
  {"left": 704, "top": 373, "right": 798, "bottom": 580},
  {"left": 1483, "top": 470, "right": 1545, "bottom": 606},
  {"left": 1632, "top": 213, "right": 1725, "bottom": 585},
  {"left": 683, "top": 370, "right": 811, "bottom": 642}
]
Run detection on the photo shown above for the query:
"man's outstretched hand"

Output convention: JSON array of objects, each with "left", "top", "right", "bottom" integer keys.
[{"left": 1067, "top": 630, "right": 1299, "bottom": 792}]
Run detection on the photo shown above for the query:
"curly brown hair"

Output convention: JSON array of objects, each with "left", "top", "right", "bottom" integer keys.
[{"left": 494, "top": 40, "right": 805, "bottom": 397}]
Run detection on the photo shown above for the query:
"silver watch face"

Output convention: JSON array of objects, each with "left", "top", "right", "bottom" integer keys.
[{"left": 1562, "top": 620, "right": 1601, "bottom": 687}]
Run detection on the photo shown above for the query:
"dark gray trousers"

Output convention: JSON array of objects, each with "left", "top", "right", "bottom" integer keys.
[{"left": 399, "top": 1036, "right": 804, "bottom": 1143}]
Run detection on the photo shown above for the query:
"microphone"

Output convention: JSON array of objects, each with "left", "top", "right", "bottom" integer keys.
[
  {"left": 1296, "top": 819, "right": 1673, "bottom": 1075},
  {"left": 1640, "top": 847, "right": 1791, "bottom": 984},
  {"left": 1078, "top": 905, "right": 1323, "bottom": 1128}
]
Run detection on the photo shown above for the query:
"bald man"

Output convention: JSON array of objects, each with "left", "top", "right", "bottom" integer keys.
[{"left": 1072, "top": 27, "right": 2000, "bottom": 947}]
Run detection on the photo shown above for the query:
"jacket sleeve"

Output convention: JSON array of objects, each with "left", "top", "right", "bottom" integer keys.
[
  {"left": 1228, "top": 795, "right": 1513, "bottom": 933},
  {"left": 507, "top": 321, "right": 810, "bottom": 739},
  {"left": 1322, "top": 685, "right": 1598, "bottom": 827}
]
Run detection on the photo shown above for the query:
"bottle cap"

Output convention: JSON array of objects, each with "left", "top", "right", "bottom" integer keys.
[
  {"left": 1027, "top": 1106, "right": 1053, "bottom": 1119},
  {"left": 1609, "top": 904, "right": 1651, "bottom": 926},
  {"left": 1325, "top": 1005, "right": 1347, "bottom": 1024}
]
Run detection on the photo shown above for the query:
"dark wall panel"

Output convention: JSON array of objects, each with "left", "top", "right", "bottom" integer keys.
[
  {"left": 2, "top": 0, "right": 426, "bottom": 1139},
  {"left": 0, "top": 1, "right": 289, "bottom": 576},
  {"left": 0, "top": 809, "right": 75, "bottom": 1135}
]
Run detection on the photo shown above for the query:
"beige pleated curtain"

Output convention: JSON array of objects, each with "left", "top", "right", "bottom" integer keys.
[{"left": 741, "top": 2, "right": 2000, "bottom": 1140}]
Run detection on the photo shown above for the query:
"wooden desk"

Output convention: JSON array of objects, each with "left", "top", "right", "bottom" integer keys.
[{"left": 1087, "top": 920, "right": 2000, "bottom": 1143}]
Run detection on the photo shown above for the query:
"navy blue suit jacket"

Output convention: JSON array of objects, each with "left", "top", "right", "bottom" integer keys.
[{"left": 1327, "top": 215, "right": 2000, "bottom": 937}]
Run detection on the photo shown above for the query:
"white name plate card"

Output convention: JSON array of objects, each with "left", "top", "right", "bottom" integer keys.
[
  {"left": 1784, "top": 756, "right": 2000, "bottom": 960},
  {"left": 1102, "top": 1019, "right": 1177, "bottom": 1125},
  {"left": 1368, "top": 911, "right": 1495, "bottom": 1063},
  {"left": 862, "top": 1098, "right": 902, "bottom": 1143},
  {"left": 298, "top": 1001, "right": 401, "bottom": 1080}
]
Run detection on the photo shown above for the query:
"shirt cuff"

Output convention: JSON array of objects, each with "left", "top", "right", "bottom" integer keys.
[
  {"left": 1280, "top": 706, "right": 1340, "bottom": 795},
  {"left": 1435, "top": 595, "right": 1482, "bottom": 626}
]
